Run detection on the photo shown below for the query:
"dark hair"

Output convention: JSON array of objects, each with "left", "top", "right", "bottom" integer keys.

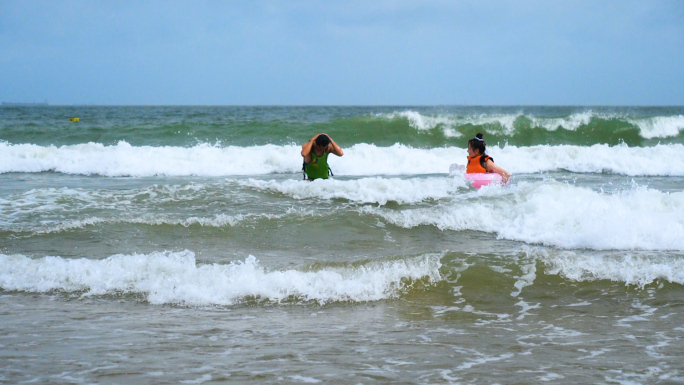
[
  {"left": 315, "top": 134, "right": 331, "bottom": 147},
  {"left": 468, "top": 133, "right": 486, "bottom": 155}
]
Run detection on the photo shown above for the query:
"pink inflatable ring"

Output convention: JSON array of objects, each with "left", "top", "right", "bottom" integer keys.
[{"left": 465, "top": 173, "right": 507, "bottom": 189}]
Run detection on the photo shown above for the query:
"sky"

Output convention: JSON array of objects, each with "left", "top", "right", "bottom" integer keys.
[{"left": 1, "top": 0, "right": 682, "bottom": 106}]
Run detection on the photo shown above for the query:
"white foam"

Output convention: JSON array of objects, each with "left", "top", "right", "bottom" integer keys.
[
  {"left": 497, "top": 183, "right": 684, "bottom": 250},
  {"left": 3, "top": 141, "right": 684, "bottom": 177},
  {"left": 0, "top": 183, "right": 313, "bottom": 232},
  {"left": 0, "top": 182, "right": 243, "bottom": 212},
  {"left": 496, "top": 143, "right": 684, "bottom": 176},
  {"left": 389, "top": 110, "right": 459, "bottom": 133},
  {"left": 6, "top": 171, "right": 683, "bottom": 252},
  {"left": 0, "top": 252, "right": 442, "bottom": 305},
  {"left": 384, "top": 110, "right": 594, "bottom": 135},
  {"left": 37, "top": 214, "right": 249, "bottom": 233},
  {"left": 455, "top": 352, "right": 515, "bottom": 371},
  {"left": 0, "top": 141, "right": 301, "bottom": 177},
  {"left": 0, "top": 141, "right": 458, "bottom": 177},
  {"left": 532, "top": 249, "right": 684, "bottom": 288},
  {"left": 530, "top": 111, "right": 594, "bottom": 132},
  {"left": 3, "top": 209, "right": 322, "bottom": 235},
  {"left": 511, "top": 262, "right": 537, "bottom": 297},
  {"left": 289, "top": 375, "right": 321, "bottom": 384},
  {"left": 385, "top": 110, "right": 522, "bottom": 134},
  {"left": 365, "top": 182, "right": 684, "bottom": 251},
  {"left": 338, "top": 143, "right": 468, "bottom": 175},
  {"left": 239, "top": 177, "right": 469, "bottom": 205},
  {"left": 457, "top": 113, "right": 521, "bottom": 134},
  {"left": 629, "top": 115, "right": 684, "bottom": 139},
  {"left": 384, "top": 110, "right": 684, "bottom": 139}
]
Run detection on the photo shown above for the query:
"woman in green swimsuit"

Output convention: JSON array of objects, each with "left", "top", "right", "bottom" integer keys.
[{"left": 301, "top": 133, "right": 344, "bottom": 180}]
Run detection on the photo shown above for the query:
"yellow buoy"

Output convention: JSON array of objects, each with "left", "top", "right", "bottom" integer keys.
[{"left": 70, "top": 117, "right": 80, "bottom": 122}]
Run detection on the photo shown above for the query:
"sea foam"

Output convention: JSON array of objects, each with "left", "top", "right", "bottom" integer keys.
[
  {"left": 491, "top": 143, "right": 684, "bottom": 176},
  {"left": 0, "top": 251, "right": 442, "bottom": 305},
  {"left": 629, "top": 115, "right": 684, "bottom": 139},
  {"left": 528, "top": 248, "right": 684, "bottom": 288},
  {"left": 2, "top": 141, "right": 684, "bottom": 177},
  {"left": 239, "top": 176, "right": 469, "bottom": 205},
  {"left": 385, "top": 110, "right": 684, "bottom": 139},
  {"left": 365, "top": 182, "right": 684, "bottom": 251},
  {"left": 3, "top": 176, "right": 684, "bottom": 251}
]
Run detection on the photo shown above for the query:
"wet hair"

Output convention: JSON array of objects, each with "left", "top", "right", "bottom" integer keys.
[
  {"left": 315, "top": 134, "right": 331, "bottom": 147},
  {"left": 468, "top": 133, "right": 486, "bottom": 155}
]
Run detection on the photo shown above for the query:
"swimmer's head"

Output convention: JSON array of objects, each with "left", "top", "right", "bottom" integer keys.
[
  {"left": 468, "top": 133, "right": 486, "bottom": 155},
  {"left": 315, "top": 134, "right": 331, "bottom": 148}
]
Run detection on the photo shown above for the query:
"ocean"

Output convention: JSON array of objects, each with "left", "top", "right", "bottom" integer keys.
[{"left": 1, "top": 105, "right": 683, "bottom": 384}]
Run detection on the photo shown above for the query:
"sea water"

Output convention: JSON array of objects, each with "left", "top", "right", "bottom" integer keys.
[{"left": 1, "top": 106, "right": 683, "bottom": 384}]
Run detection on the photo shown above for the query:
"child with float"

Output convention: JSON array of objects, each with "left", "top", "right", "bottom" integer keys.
[{"left": 464, "top": 133, "right": 510, "bottom": 187}]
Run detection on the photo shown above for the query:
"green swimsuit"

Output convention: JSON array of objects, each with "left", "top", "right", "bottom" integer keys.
[{"left": 305, "top": 150, "right": 330, "bottom": 180}]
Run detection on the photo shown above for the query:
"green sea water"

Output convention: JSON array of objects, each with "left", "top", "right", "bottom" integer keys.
[
  {"left": 2, "top": 105, "right": 683, "bottom": 147},
  {"left": 1, "top": 106, "right": 684, "bottom": 384}
]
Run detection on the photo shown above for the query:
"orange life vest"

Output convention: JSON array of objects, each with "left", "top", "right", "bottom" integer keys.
[{"left": 466, "top": 154, "right": 492, "bottom": 174}]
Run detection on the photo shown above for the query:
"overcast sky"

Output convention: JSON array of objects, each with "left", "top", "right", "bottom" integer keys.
[{"left": 1, "top": 1, "right": 682, "bottom": 105}]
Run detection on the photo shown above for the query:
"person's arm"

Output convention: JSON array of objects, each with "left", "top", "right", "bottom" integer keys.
[
  {"left": 485, "top": 160, "right": 510, "bottom": 182},
  {"left": 327, "top": 135, "right": 343, "bottom": 157},
  {"left": 301, "top": 134, "right": 318, "bottom": 164}
]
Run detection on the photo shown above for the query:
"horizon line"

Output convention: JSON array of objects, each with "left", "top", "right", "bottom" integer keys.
[{"left": 2, "top": 103, "right": 683, "bottom": 108}]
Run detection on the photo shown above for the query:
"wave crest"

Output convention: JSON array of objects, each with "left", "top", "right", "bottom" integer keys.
[
  {"left": 3, "top": 141, "right": 684, "bottom": 177},
  {"left": 366, "top": 182, "right": 684, "bottom": 251},
  {"left": 0, "top": 252, "right": 442, "bottom": 305}
]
